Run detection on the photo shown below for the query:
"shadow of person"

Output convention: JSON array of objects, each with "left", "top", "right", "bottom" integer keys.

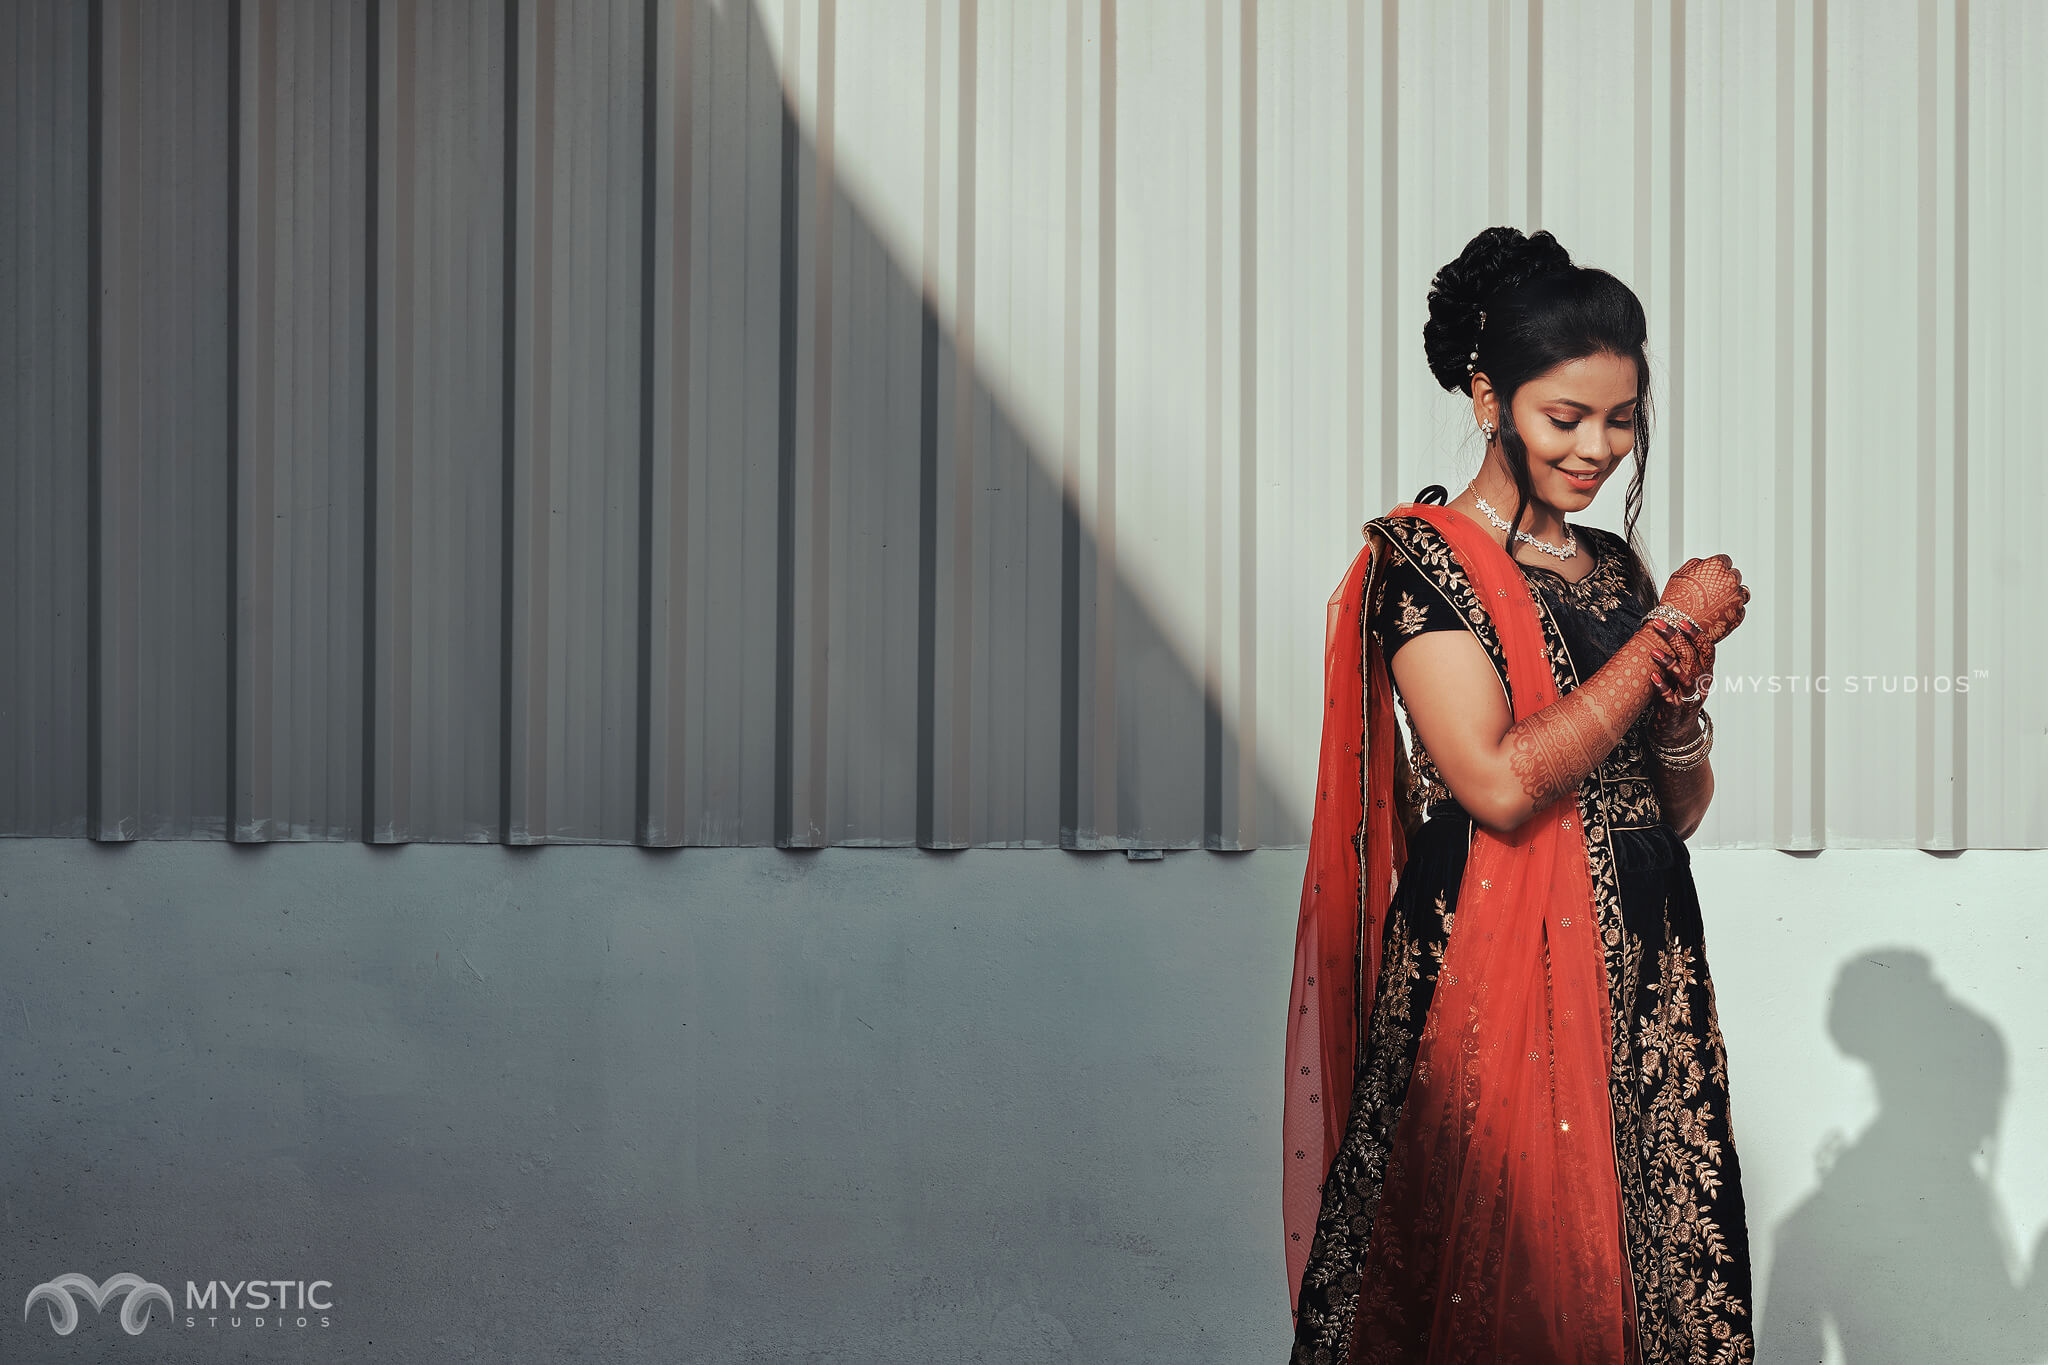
[{"left": 1763, "top": 948, "right": 2048, "bottom": 1363}]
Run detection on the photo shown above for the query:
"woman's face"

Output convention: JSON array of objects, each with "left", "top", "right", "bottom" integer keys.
[{"left": 1492, "top": 351, "right": 1639, "bottom": 511}]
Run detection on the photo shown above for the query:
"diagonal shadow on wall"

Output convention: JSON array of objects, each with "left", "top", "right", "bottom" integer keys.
[{"left": 0, "top": 0, "right": 1309, "bottom": 853}]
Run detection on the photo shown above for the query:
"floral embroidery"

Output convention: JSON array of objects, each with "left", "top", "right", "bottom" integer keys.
[{"left": 1394, "top": 591, "right": 1430, "bottom": 637}]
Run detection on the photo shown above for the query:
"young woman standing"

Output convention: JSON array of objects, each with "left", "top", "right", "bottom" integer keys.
[{"left": 1284, "top": 226, "right": 1756, "bottom": 1365}]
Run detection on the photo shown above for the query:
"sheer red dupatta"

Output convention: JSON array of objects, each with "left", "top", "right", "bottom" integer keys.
[
  {"left": 1284, "top": 503, "right": 1635, "bottom": 1364},
  {"left": 1282, "top": 521, "right": 1410, "bottom": 1322}
]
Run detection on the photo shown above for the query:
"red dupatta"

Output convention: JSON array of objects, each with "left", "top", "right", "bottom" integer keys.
[{"left": 1283, "top": 502, "right": 1636, "bottom": 1364}]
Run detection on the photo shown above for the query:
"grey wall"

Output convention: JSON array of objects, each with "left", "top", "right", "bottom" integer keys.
[
  {"left": 6, "top": 0, "right": 2043, "bottom": 852},
  {"left": 2, "top": 838, "right": 2044, "bottom": 1362}
]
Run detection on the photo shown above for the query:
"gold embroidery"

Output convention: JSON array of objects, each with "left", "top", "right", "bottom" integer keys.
[
  {"left": 1394, "top": 591, "right": 1430, "bottom": 636},
  {"left": 1524, "top": 527, "right": 1631, "bottom": 618},
  {"left": 1553, "top": 609, "right": 1753, "bottom": 1361},
  {"left": 1635, "top": 926, "right": 1752, "bottom": 1364}
]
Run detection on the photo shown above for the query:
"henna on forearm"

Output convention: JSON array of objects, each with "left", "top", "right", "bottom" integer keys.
[
  {"left": 1490, "top": 552, "right": 1748, "bottom": 830},
  {"left": 1504, "top": 624, "right": 1669, "bottom": 812}
]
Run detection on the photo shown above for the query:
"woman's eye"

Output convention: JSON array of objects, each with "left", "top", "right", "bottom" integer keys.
[{"left": 1549, "top": 413, "right": 1636, "bottom": 431}]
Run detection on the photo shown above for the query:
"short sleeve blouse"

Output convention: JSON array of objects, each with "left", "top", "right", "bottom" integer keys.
[{"left": 1367, "top": 548, "right": 1466, "bottom": 666}]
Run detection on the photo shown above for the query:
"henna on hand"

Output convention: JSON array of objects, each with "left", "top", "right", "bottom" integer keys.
[
  {"left": 1659, "top": 553, "right": 1750, "bottom": 645},
  {"left": 1648, "top": 631, "right": 1714, "bottom": 729}
]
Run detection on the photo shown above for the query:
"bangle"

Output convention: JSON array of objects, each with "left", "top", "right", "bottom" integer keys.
[
  {"left": 1653, "top": 710, "right": 1714, "bottom": 770},
  {"left": 1646, "top": 604, "right": 1702, "bottom": 637}
]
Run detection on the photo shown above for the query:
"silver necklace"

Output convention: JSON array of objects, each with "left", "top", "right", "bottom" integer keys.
[{"left": 1472, "top": 493, "right": 1578, "bottom": 560}]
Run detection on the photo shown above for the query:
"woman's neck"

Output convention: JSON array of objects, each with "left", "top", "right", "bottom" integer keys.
[{"left": 1449, "top": 453, "right": 1569, "bottom": 552}]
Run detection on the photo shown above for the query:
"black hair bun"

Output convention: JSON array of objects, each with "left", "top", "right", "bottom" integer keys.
[{"left": 1423, "top": 226, "right": 1575, "bottom": 394}]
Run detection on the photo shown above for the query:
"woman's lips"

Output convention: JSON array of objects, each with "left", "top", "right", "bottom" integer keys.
[{"left": 1561, "top": 467, "right": 1602, "bottom": 489}]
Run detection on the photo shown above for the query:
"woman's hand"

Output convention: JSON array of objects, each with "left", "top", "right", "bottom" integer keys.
[
  {"left": 1642, "top": 561, "right": 1745, "bottom": 841},
  {"left": 1658, "top": 553, "right": 1750, "bottom": 645},
  {"left": 1648, "top": 631, "right": 1714, "bottom": 719}
]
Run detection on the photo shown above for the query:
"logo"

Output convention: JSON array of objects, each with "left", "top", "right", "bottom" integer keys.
[
  {"left": 22, "top": 1272, "right": 334, "bottom": 1335},
  {"left": 23, "top": 1272, "right": 174, "bottom": 1336}
]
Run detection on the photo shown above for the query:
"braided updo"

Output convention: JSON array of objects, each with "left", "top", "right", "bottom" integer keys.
[
  {"left": 1422, "top": 226, "right": 1576, "bottom": 396},
  {"left": 1420, "top": 225, "right": 1658, "bottom": 606}
]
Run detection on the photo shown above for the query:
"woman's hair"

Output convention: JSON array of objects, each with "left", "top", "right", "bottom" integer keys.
[{"left": 1423, "top": 226, "right": 1657, "bottom": 606}]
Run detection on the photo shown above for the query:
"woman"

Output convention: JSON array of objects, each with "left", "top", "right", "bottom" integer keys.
[{"left": 1283, "top": 227, "right": 1756, "bottom": 1364}]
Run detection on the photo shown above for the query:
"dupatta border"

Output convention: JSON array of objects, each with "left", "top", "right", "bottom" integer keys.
[{"left": 1379, "top": 508, "right": 1669, "bottom": 1355}]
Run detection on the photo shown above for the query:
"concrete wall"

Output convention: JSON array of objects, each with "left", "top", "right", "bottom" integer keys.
[{"left": 3, "top": 839, "right": 2041, "bottom": 1362}]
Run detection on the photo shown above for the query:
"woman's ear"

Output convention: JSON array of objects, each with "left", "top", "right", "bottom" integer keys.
[{"left": 1470, "top": 375, "right": 1498, "bottom": 431}]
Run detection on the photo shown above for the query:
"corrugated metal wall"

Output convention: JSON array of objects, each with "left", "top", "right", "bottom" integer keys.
[{"left": 2, "top": 0, "right": 2040, "bottom": 849}]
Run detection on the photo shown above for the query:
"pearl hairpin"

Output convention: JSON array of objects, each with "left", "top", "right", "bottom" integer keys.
[{"left": 1465, "top": 309, "right": 1487, "bottom": 375}]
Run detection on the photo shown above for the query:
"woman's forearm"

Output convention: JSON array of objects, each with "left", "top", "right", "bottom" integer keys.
[
  {"left": 1653, "top": 753, "right": 1713, "bottom": 840},
  {"left": 1467, "top": 624, "right": 1669, "bottom": 833}
]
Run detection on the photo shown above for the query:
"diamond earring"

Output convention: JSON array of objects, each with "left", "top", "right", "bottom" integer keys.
[{"left": 1479, "top": 418, "right": 1496, "bottom": 442}]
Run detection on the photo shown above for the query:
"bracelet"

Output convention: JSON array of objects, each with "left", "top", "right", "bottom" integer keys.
[
  {"left": 1655, "top": 708, "right": 1712, "bottom": 757},
  {"left": 1653, "top": 710, "right": 1714, "bottom": 770},
  {"left": 1646, "top": 604, "right": 1702, "bottom": 637}
]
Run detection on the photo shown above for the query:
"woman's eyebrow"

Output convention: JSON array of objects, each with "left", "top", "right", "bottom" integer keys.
[{"left": 1546, "top": 396, "right": 1640, "bottom": 412}]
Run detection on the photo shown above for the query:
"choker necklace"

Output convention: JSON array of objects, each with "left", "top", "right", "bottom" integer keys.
[{"left": 1471, "top": 493, "right": 1578, "bottom": 561}]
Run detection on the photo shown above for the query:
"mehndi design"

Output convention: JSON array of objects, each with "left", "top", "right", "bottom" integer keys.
[{"left": 1504, "top": 555, "right": 1747, "bottom": 810}]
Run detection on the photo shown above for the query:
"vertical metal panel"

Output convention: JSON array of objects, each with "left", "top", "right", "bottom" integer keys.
[
  {"left": 955, "top": 0, "right": 1069, "bottom": 847},
  {"left": 1251, "top": 0, "right": 1364, "bottom": 852},
  {"left": 0, "top": 1, "right": 91, "bottom": 837},
  {"left": 800, "top": 0, "right": 941, "bottom": 845},
  {"left": 505, "top": 0, "right": 647, "bottom": 843},
  {"left": 642, "top": 0, "right": 695, "bottom": 845},
  {"left": 635, "top": 0, "right": 788, "bottom": 847},
  {"left": 368, "top": 0, "right": 509, "bottom": 842},
  {"left": 1109, "top": 0, "right": 1207, "bottom": 847},
  {"left": 1965, "top": 0, "right": 2043, "bottom": 850},
  {"left": 1827, "top": 1, "right": 1924, "bottom": 846},
  {"left": 780, "top": 0, "right": 837, "bottom": 847},
  {"left": 3, "top": 0, "right": 2041, "bottom": 849},
  {"left": 1762, "top": 0, "right": 1824, "bottom": 850},
  {"left": 1669, "top": 0, "right": 1794, "bottom": 848},
  {"left": 918, "top": 0, "right": 974, "bottom": 847},
  {"left": 92, "top": 0, "right": 234, "bottom": 840},
  {"left": 233, "top": 0, "right": 371, "bottom": 840}
]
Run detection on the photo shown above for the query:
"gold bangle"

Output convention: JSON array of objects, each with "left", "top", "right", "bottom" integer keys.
[{"left": 1654, "top": 710, "right": 1714, "bottom": 769}]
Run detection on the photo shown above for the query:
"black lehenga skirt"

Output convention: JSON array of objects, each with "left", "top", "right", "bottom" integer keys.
[{"left": 1289, "top": 799, "right": 1757, "bottom": 1364}]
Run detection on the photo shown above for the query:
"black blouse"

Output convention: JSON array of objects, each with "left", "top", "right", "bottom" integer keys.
[{"left": 1366, "top": 520, "right": 1664, "bottom": 826}]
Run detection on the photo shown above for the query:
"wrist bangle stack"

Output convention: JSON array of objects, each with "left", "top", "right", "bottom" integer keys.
[
  {"left": 1653, "top": 709, "right": 1714, "bottom": 770},
  {"left": 1646, "top": 604, "right": 1702, "bottom": 637}
]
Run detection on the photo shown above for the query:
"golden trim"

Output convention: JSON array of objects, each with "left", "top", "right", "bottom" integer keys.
[{"left": 1366, "top": 514, "right": 1514, "bottom": 715}]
